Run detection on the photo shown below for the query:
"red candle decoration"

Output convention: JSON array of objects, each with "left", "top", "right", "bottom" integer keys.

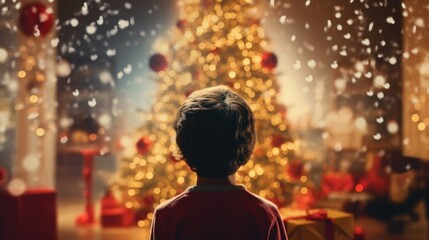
[
  {"left": 261, "top": 52, "right": 278, "bottom": 70},
  {"left": 149, "top": 53, "right": 168, "bottom": 72},
  {"left": 136, "top": 137, "right": 152, "bottom": 155},
  {"left": 19, "top": 2, "right": 54, "bottom": 37}
]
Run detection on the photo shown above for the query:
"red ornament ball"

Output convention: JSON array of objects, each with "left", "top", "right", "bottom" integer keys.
[
  {"left": 287, "top": 161, "right": 304, "bottom": 180},
  {"left": 271, "top": 134, "right": 286, "bottom": 148},
  {"left": 149, "top": 53, "right": 168, "bottom": 72},
  {"left": 136, "top": 137, "right": 152, "bottom": 155},
  {"left": 176, "top": 20, "right": 188, "bottom": 30},
  {"left": 19, "top": 2, "right": 54, "bottom": 37},
  {"left": 261, "top": 52, "right": 278, "bottom": 70}
]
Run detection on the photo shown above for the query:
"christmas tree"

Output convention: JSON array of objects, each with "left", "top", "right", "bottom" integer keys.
[{"left": 113, "top": 0, "right": 313, "bottom": 227}]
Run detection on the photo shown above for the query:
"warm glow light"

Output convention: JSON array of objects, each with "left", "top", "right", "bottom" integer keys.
[
  {"left": 411, "top": 114, "right": 420, "bottom": 122},
  {"left": 18, "top": 71, "right": 27, "bottom": 78},
  {"left": 89, "top": 133, "right": 97, "bottom": 141},
  {"left": 417, "top": 122, "right": 426, "bottom": 131},
  {"left": 29, "top": 95, "right": 39, "bottom": 103},
  {"left": 36, "top": 128, "right": 45, "bottom": 136},
  {"left": 355, "top": 184, "right": 364, "bottom": 193}
]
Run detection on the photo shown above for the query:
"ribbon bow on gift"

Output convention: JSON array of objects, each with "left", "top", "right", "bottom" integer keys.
[{"left": 284, "top": 209, "right": 335, "bottom": 240}]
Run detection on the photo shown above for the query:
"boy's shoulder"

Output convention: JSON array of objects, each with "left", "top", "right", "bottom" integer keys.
[
  {"left": 154, "top": 185, "right": 279, "bottom": 214},
  {"left": 154, "top": 190, "right": 189, "bottom": 213}
]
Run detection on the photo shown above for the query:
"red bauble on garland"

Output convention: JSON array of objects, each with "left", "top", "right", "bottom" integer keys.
[
  {"left": 149, "top": 53, "right": 168, "bottom": 72},
  {"left": 287, "top": 160, "right": 304, "bottom": 180},
  {"left": 271, "top": 134, "right": 287, "bottom": 148},
  {"left": 19, "top": 2, "right": 54, "bottom": 37},
  {"left": 176, "top": 20, "right": 188, "bottom": 30},
  {"left": 136, "top": 137, "right": 152, "bottom": 155},
  {"left": 261, "top": 52, "right": 278, "bottom": 70}
]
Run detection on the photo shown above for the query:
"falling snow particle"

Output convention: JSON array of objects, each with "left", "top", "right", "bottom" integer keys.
[
  {"left": 81, "top": 2, "right": 89, "bottom": 16},
  {"left": 279, "top": 15, "right": 287, "bottom": 24},
  {"left": 368, "top": 22, "right": 374, "bottom": 31},
  {"left": 124, "top": 2, "right": 132, "bottom": 9},
  {"left": 307, "top": 59, "right": 316, "bottom": 68},
  {"left": 88, "top": 98, "right": 97, "bottom": 107},
  {"left": 72, "top": 89, "right": 79, "bottom": 97},
  {"left": 106, "top": 49, "right": 116, "bottom": 57},
  {"left": 0, "top": 48, "right": 8, "bottom": 63},
  {"left": 118, "top": 19, "right": 130, "bottom": 29},
  {"left": 123, "top": 64, "right": 132, "bottom": 74},
  {"left": 415, "top": 18, "right": 425, "bottom": 27},
  {"left": 70, "top": 18, "right": 79, "bottom": 27},
  {"left": 117, "top": 72, "right": 124, "bottom": 79},
  {"left": 389, "top": 57, "right": 397, "bottom": 65},
  {"left": 97, "top": 16, "right": 104, "bottom": 25},
  {"left": 373, "top": 133, "right": 382, "bottom": 140},
  {"left": 86, "top": 25, "right": 97, "bottom": 35},
  {"left": 386, "top": 16, "right": 395, "bottom": 24}
]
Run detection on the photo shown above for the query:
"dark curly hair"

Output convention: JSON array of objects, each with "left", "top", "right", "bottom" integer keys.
[{"left": 173, "top": 85, "right": 256, "bottom": 178}]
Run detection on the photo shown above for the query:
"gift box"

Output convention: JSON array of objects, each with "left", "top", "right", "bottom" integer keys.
[
  {"left": 0, "top": 188, "right": 57, "bottom": 240},
  {"left": 100, "top": 190, "right": 134, "bottom": 227},
  {"left": 283, "top": 209, "right": 353, "bottom": 240},
  {"left": 321, "top": 172, "right": 354, "bottom": 196}
]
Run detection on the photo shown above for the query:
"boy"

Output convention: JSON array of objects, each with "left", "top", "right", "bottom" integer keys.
[{"left": 150, "top": 86, "right": 288, "bottom": 240}]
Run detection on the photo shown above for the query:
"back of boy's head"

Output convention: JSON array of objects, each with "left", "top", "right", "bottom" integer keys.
[{"left": 173, "top": 85, "right": 256, "bottom": 178}]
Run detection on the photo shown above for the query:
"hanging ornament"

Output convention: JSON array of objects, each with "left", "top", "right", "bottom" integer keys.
[
  {"left": 271, "top": 134, "right": 286, "bottom": 148},
  {"left": 261, "top": 52, "right": 278, "bottom": 70},
  {"left": 287, "top": 160, "right": 304, "bottom": 180},
  {"left": 176, "top": 20, "right": 188, "bottom": 30},
  {"left": 149, "top": 53, "right": 168, "bottom": 72},
  {"left": 136, "top": 136, "right": 152, "bottom": 155},
  {"left": 19, "top": 2, "right": 54, "bottom": 37}
]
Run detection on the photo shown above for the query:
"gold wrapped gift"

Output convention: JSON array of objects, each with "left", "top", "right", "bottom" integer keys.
[{"left": 283, "top": 209, "right": 354, "bottom": 240}]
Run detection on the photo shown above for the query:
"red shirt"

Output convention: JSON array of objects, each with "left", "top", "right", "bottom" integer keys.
[{"left": 150, "top": 185, "right": 288, "bottom": 240}]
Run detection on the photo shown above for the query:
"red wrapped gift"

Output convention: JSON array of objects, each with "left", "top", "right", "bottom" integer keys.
[
  {"left": 321, "top": 172, "right": 354, "bottom": 196},
  {"left": 0, "top": 188, "right": 57, "bottom": 240},
  {"left": 100, "top": 190, "right": 134, "bottom": 227},
  {"left": 101, "top": 207, "right": 134, "bottom": 228}
]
